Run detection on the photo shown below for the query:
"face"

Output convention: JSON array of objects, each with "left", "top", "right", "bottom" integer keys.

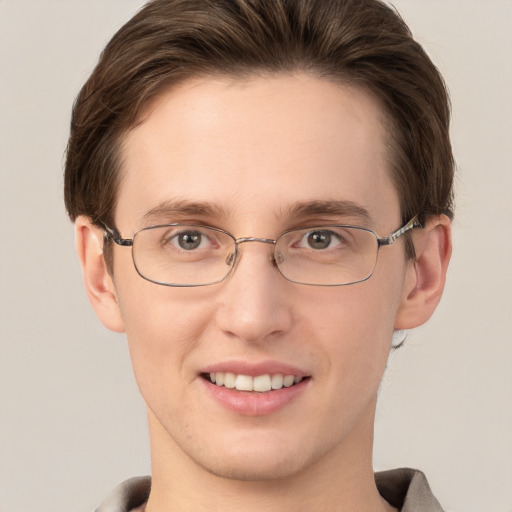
[{"left": 109, "top": 74, "right": 411, "bottom": 480}]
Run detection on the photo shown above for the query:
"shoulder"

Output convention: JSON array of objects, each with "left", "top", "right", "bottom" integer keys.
[
  {"left": 375, "top": 468, "right": 445, "bottom": 512},
  {"left": 95, "top": 476, "right": 151, "bottom": 512}
]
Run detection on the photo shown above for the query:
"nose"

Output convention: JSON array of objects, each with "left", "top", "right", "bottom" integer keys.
[{"left": 215, "top": 241, "right": 293, "bottom": 344}]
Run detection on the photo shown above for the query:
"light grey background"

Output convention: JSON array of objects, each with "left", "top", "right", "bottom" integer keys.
[{"left": 1, "top": 1, "right": 511, "bottom": 511}]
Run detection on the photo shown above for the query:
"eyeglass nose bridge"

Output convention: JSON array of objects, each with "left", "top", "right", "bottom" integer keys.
[
  {"left": 226, "top": 236, "right": 280, "bottom": 268},
  {"left": 235, "top": 236, "right": 277, "bottom": 245}
]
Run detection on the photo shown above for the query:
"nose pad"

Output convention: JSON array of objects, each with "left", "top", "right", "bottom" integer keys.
[
  {"left": 223, "top": 241, "right": 279, "bottom": 281},
  {"left": 273, "top": 251, "right": 284, "bottom": 266},
  {"left": 225, "top": 252, "right": 236, "bottom": 266}
]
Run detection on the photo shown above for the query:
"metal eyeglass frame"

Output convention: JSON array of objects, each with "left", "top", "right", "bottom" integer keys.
[{"left": 102, "top": 215, "right": 421, "bottom": 287}]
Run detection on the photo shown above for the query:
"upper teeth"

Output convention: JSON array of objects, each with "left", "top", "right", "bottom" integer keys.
[{"left": 209, "top": 372, "right": 303, "bottom": 392}]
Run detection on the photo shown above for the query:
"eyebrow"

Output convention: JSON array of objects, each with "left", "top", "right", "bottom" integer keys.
[
  {"left": 285, "top": 200, "right": 371, "bottom": 223},
  {"left": 142, "top": 199, "right": 228, "bottom": 223},
  {"left": 142, "top": 198, "right": 371, "bottom": 226}
]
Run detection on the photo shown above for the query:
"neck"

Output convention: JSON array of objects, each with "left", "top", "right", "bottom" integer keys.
[{"left": 144, "top": 403, "right": 396, "bottom": 512}]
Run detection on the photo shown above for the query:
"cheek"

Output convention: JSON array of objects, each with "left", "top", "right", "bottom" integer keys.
[
  {"left": 114, "top": 274, "right": 215, "bottom": 403},
  {"left": 301, "top": 273, "right": 403, "bottom": 386}
]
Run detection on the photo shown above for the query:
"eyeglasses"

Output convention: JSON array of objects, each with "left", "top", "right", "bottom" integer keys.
[{"left": 103, "top": 216, "right": 420, "bottom": 287}]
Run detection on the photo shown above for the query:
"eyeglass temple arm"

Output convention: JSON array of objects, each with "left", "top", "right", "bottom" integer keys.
[
  {"left": 377, "top": 216, "right": 421, "bottom": 246},
  {"left": 102, "top": 225, "right": 134, "bottom": 247}
]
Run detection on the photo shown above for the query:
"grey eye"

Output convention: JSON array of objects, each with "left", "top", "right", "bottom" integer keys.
[
  {"left": 177, "top": 231, "right": 202, "bottom": 250},
  {"left": 307, "top": 230, "right": 333, "bottom": 250}
]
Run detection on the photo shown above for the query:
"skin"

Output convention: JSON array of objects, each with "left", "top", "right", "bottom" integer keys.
[{"left": 76, "top": 74, "right": 451, "bottom": 512}]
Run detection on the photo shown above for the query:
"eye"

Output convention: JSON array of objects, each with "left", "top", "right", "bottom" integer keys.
[
  {"left": 168, "top": 230, "right": 210, "bottom": 251},
  {"left": 301, "top": 230, "right": 342, "bottom": 250}
]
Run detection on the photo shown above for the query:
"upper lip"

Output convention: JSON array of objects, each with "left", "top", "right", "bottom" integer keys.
[{"left": 200, "top": 360, "right": 308, "bottom": 377}]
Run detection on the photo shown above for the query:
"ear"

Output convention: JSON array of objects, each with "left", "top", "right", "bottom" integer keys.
[
  {"left": 75, "top": 216, "right": 125, "bottom": 333},
  {"left": 394, "top": 214, "right": 452, "bottom": 329}
]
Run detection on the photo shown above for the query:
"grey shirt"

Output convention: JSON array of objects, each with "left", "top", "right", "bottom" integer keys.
[{"left": 96, "top": 468, "right": 444, "bottom": 512}]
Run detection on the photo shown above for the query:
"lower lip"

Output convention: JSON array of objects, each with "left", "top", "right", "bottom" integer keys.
[{"left": 201, "top": 377, "right": 309, "bottom": 416}]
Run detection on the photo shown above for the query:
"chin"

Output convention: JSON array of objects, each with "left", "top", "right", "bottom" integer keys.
[
  {"left": 197, "top": 449, "right": 311, "bottom": 482},
  {"left": 179, "top": 427, "right": 336, "bottom": 483}
]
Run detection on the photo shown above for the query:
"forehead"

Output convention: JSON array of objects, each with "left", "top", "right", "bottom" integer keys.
[{"left": 117, "top": 74, "right": 399, "bottom": 232}]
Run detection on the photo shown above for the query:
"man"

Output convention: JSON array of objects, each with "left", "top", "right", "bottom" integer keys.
[{"left": 64, "top": 0, "right": 453, "bottom": 510}]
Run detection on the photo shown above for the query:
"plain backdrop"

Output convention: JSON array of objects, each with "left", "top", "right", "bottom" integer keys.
[{"left": 1, "top": 1, "right": 511, "bottom": 511}]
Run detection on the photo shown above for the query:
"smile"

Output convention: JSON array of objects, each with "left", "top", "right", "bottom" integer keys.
[{"left": 206, "top": 372, "right": 304, "bottom": 392}]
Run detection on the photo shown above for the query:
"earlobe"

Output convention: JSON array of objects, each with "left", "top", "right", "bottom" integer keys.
[
  {"left": 394, "top": 214, "right": 452, "bottom": 330},
  {"left": 75, "top": 216, "right": 125, "bottom": 333}
]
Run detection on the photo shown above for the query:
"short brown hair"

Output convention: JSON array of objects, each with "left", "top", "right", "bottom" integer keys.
[{"left": 64, "top": 0, "right": 454, "bottom": 236}]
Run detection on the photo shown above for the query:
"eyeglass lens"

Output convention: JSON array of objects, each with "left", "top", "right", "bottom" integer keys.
[{"left": 131, "top": 224, "right": 380, "bottom": 286}]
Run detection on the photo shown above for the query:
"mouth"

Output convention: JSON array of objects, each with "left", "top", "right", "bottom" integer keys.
[{"left": 202, "top": 372, "right": 307, "bottom": 392}]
